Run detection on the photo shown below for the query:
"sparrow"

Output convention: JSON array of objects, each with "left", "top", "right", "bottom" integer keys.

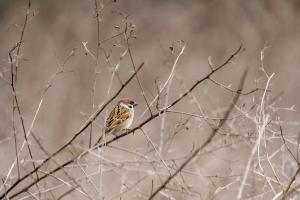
[{"left": 104, "top": 98, "right": 138, "bottom": 136}]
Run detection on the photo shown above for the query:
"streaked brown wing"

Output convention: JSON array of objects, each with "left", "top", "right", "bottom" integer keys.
[{"left": 105, "top": 105, "right": 131, "bottom": 133}]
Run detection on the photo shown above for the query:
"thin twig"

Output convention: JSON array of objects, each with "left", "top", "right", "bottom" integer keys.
[
  {"left": 139, "top": 43, "right": 186, "bottom": 119},
  {"left": 237, "top": 72, "right": 275, "bottom": 199},
  {"left": 3, "top": 45, "right": 241, "bottom": 199},
  {"left": 12, "top": 105, "right": 20, "bottom": 179},
  {"left": 125, "top": 25, "right": 153, "bottom": 116},
  {"left": 7, "top": 0, "right": 40, "bottom": 192},
  {"left": 280, "top": 126, "right": 298, "bottom": 164},
  {"left": 0, "top": 62, "right": 144, "bottom": 199},
  {"left": 281, "top": 167, "right": 300, "bottom": 200},
  {"left": 159, "top": 43, "right": 186, "bottom": 153},
  {"left": 4, "top": 51, "right": 75, "bottom": 191},
  {"left": 89, "top": 0, "right": 102, "bottom": 149},
  {"left": 31, "top": 133, "right": 92, "bottom": 200},
  {"left": 209, "top": 77, "right": 267, "bottom": 95},
  {"left": 94, "top": 0, "right": 101, "bottom": 58},
  {"left": 148, "top": 67, "right": 248, "bottom": 199}
]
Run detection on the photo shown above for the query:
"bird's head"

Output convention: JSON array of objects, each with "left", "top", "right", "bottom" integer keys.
[{"left": 119, "top": 98, "right": 138, "bottom": 110}]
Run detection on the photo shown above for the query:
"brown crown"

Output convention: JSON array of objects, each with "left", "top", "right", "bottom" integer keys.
[{"left": 119, "top": 98, "right": 135, "bottom": 105}]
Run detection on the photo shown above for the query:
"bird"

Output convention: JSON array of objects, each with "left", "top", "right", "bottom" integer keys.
[{"left": 98, "top": 98, "right": 138, "bottom": 143}]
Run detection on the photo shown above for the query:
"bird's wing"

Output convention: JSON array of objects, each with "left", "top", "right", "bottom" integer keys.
[{"left": 105, "top": 105, "right": 131, "bottom": 133}]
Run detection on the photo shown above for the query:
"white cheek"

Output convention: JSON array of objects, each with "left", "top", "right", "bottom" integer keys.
[{"left": 120, "top": 102, "right": 133, "bottom": 110}]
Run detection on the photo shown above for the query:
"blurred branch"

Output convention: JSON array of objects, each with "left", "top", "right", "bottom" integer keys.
[
  {"left": 94, "top": 0, "right": 101, "bottom": 58},
  {"left": 139, "top": 42, "right": 186, "bottom": 119},
  {"left": 0, "top": 62, "right": 144, "bottom": 199},
  {"left": 88, "top": 0, "right": 102, "bottom": 149},
  {"left": 31, "top": 132, "right": 92, "bottom": 200},
  {"left": 14, "top": 0, "right": 31, "bottom": 82},
  {"left": 280, "top": 127, "right": 300, "bottom": 200},
  {"left": 280, "top": 126, "right": 299, "bottom": 164},
  {"left": 159, "top": 42, "right": 186, "bottom": 153},
  {"left": 237, "top": 71, "right": 275, "bottom": 199},
  {"left": 148, "top": 66, "right": 248, "bottom": 199},
  {"left": 98, "top": 31, "right": 124, "bottom": 46},
  {"left": 125, "top": 23, "right": 153, "bottom": 116},
  {"left": 6, "top": 0, "right": 39, "bottom": 192},
  {"left": 3, "top": 44, "right": 241, "bottom": 199},
  {"left": 281, "top": 167, "right": 300, "bottom": 200},
  {"left": 57, "top": 188, "right": 77, "bottom": 200},
  {"left": 3, "top": 49, "right": 75, "bottom": 194},
  {"left": 95, "top": 45, "right": 242, "bottom": 147},
  {"left": 208, "top": 77, "right": 268, "bottom": 95}
]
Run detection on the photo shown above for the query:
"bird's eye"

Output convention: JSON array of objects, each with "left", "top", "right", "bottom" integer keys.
[{"left": 128, "top": 105, "right": 133, "bottom": 109}]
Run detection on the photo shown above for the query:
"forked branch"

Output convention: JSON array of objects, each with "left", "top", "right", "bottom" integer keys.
[
  {"left": 3, "top": 45, "right": 242, "bottom": 199},
  {"left": 148, "top": 67, "right": 248, "bottom": 199}
]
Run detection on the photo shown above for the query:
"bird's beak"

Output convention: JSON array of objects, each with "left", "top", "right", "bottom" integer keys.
[{"left": 133, "top": 103, "right": 138, "bottom": 107}]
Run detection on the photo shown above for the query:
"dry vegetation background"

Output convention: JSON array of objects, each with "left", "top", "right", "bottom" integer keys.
[{"left": 1, "top": 0, "right": 300, "bottom": 199}]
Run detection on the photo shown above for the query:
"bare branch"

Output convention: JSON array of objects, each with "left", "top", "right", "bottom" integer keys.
[
  {"left": 148, "top": 67, "right": 248, "bottom": 199},
  {"left": 0, "top": 62, "right": 144, "bottom": 199},
  {"left": 2, "top": 44, "right": 241, "bottom": 199},
  {"left": 125, "top": 23, "right": 153, "bottom": 116}
]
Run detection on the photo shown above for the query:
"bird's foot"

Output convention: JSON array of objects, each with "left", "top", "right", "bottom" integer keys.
[{"left": 124, "top": 128, "right": 131, "bottom": 134}]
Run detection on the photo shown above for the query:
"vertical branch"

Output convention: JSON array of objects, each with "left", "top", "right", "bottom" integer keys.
[
  {"left": 125, "top": 24, "right": 153, "bottom": 116},
  {"left": 138, "top": 43, "right": 186, "bottom": 120},
  {"left": 8, "top": 0, "right": 39, "bottom": 183},
  {"left": 237, "top": 72, "right": 275, "bottom": 199},
  {"left": 148, "top": 68, "right": 248, "bottom": 200},
  {"left": 279, "top": 127, "right": 300, "bottom": 199},
  {"left": 4, "top": 49, "right": 75, "bottom": 195},
  {"left": 94, "top": 0, "right": 101, "bottom": 59},
  {"left": 89, "top": 0, "right": 102, "bottom": 148},
  {"left": 7, "top": 0, "right": 41, "bottom": 195},
  {"left": 1, "top": 44, "right": 241, "bottom": 199},
  {"left": 14, "top": 0, "right": 31, "bottom": 82},
  {"left": 159, "top": 43, "right": 185, "bottom": 153},
  {"left": 12, "top": 93, "right": 20, "bottom": 180},
  {"left": 89, "top": 71, "right": 99, "bottom": 148}
]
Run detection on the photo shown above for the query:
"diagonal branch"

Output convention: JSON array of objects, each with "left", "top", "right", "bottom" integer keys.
[
  {"left": 3, "top": 45, "right": 242, "bottom": 199},
  {"left": 0, "top": 62, "right": 144, "bottom": 199},
  {"left": 148, "top": 67, "right": 248, "bottom": 199}
]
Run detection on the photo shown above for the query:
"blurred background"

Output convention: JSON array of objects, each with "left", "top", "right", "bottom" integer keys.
[{"left": 1, "top": 0, "right": 300, "bottom": 199}]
